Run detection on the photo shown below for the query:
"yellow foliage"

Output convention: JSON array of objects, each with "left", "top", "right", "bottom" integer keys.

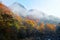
[
  {"left": 25, "top": 19, "right": 37, "bottom": 27},
  {"left": 14, "top": 14, "right": 22, "bottom": 22}
]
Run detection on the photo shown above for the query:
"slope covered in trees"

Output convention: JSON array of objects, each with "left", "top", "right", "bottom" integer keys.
[{"left": 0, "top": 3, "right": 60, "bottom": 40}]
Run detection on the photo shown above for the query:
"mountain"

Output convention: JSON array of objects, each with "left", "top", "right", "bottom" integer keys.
[
  {"left": 1, "top": 3, "right": 60, "bottom": 40},
  {"left": 27, "top": 9, "right": 60, "bottom": 24},
  {"left": 9, "top": 2, "right": 27, "bottom": 17},
  {"left": 27, "top": 9, "right": 47, "bottom": 18},
  {"left": 9, "top": 2, "right": 60, "bottom": 24}
]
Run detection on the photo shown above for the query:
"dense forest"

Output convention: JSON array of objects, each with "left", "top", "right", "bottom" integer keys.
[{"left": 0, "top": 3, "right": 60, "bottom": 40}]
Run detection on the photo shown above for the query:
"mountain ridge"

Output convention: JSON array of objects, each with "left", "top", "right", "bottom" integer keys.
[
  {"left": 9, "top": 2, "right": 27, "bottom": 17},
  {"left": 9, "top": 2, "right": 60, "bottom": 24}
]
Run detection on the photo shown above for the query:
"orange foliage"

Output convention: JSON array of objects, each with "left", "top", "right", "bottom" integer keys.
[
  {"left": 0, "top": 3, "right": 13, "bottom": 16},
  {"left": 37, "top": 22, "right": 45, "bottom": 31},
  {"left": 46, "top": 23, "right": 56, "bottom": 31}
]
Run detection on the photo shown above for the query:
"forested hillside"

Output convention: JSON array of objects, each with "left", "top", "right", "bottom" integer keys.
[{"left": 0, "top": 3, "right": 60, "bottom": 40}]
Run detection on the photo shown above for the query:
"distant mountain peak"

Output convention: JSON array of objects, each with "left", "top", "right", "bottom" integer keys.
[
  {"left": 29, "top": 9, "right": 37, "bottom": 11},
  {"left": 27, "top": 9, "right": 46, "bottom": 18},
  {"left": 11, "top": 2, "right": 26, "bottom": 9},
  {"left": 9, "top": 2, "right": 27, "bottom": 17},
  {"left": 29, "top": 9, "right": 45, "bottom": 15}
]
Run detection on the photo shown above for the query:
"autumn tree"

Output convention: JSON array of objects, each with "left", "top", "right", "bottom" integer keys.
[
  {"left": 37, "top": 22, "right": 45, "bottom": 32},
  {"left": 46, "top": 23, "right": 56, "bottom": 31}
]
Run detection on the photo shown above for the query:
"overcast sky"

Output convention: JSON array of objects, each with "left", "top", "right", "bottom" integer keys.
[{"left": 2, "top": 0, "right": 60, "bottom": 18}]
